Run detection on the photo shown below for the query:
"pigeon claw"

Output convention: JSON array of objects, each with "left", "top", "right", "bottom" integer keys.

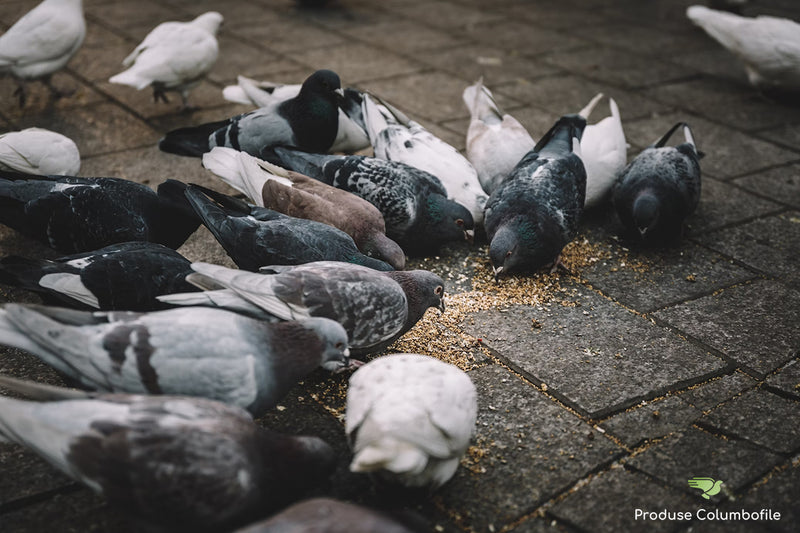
[
  {"left": 492, "top": 265, "right": 503, "bottom": 282},
  {"left": 464, "top": 229, "right": 475, "bottom": 243}
]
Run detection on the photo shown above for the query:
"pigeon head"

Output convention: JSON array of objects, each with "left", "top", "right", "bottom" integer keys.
[
  {"left": 419, "top": 194, "right": 475, "bottom": 248},
  {"left": 534, "top": 114, "right": 587, "bottom": 157},
  {"left": 632, "top": 192, "right": 661, "bottom": 238},
  {"left": 193, "top": 11, "right": 224, "bottom": 34},
  {"left": 385, "top": 270, "right": 446, "bottom": 331},
  {"left": 300, "top": 69, "right": 344, "bottom": 102},
  {"left": 299, "top": 317, "right": 351, "bottom": 371},
  {"left": 489, "top": 217, "right": 561, "bottom": 278},
  {"left": 360, "top": 232, "right": 406, "bottom": 271}
]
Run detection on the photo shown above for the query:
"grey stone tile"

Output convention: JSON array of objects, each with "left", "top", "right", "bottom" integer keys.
[
  {"left": 172, "top": 0, "right": 283, "bottom": 25},
  {"left": 733, "top": 164, "right": 800, "bottom": 210},
  {"left": 765, "top": 359, "right": 800, "bottom": 399},
  {"left": 493, "top": 73, "right": 674, "bottom": 122},
  {"left": 695, "top": 212, "right": 800, "bottom": 287},
  {"left": 541, "top": 46, "right": 694, "bottom": 90},
  {"left": 89, "top": 0, "right": 184, "bottom": 35},
  {"left": 97, "top": 79, "right": 227, "bottom": 119},
  {"left": 581, "top": 240, "right": 756, "bottom": 313},
  {"left": 0, "top": 73, "right": 107, "bottom": 124},
  {"left": 626, "top": 427, "right": 783, "bottom": 497},
  {"left": 654, "top": 280, "right": 800, "bottom": 377},
  {"left": 15, "top": 103, "right": 158, "bottom": 157},
  {"left": 78, "top": 144, "right": 211, "bottom": 186},
  {"left": 462, "top": 284, "right": 728, "bottom": 418},
  {"left": 718, "top": 461, "right": 800, "bottom": 529},
  {"left": 382, "top": 0, "right": 504, "bottom": 32},
  {"left": 550, "top": 467, "right": 697, "bottom": 533},
  {"left": 600, "top": 396, "right": 703, "bottom": 448},
  {"left": 145, "top": 102, "right": 253, "bottom": 137},
  {"left": 235, "top": 19, "right": 346, "bottom": 55},
  {"left": 0, "top": 443, "right": 75, "bottom": 504},
  {"left": 667, "top": 47, "right": 752, "bottom": 88},
  {"left": 288, "top": 42, "right": 424, "bottom": 85},
  {"left": 206, "top": 37, "right": 304, "bottom": 86},
  {"left": 687, "top": 177, "right": 784, "bottom": 234},
  {"left": 340, "top": 19, "right": 467, "bottom": 54},
  {"left": 580, "top": 23, "right": 708, "bottom": 57},
  {"left": 67, "top": 31, "right": 137, "bottom": 84},
  {"left": 362, "top": 72, "right": 477, "bottom": 123},
  {"left": 436, "top": 365, "right": 622, "bottom": 532},
  {"left": 461, "top": 18, "right": 590, "bottom": 55},
  {"left": 679, "top": 373, "right": 758, "bottom": 412},
  {"left": 756, "top": 123, "right": 800, "bottom": 153},
  {"left": 700, "top": 389, "right": 800, "bottom": 454},
  {"left": 622, "top": 112, "right": 800, "bottom": 179}
]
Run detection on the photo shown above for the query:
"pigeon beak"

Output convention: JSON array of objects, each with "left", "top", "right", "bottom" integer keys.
[
  {"left": 464, "top": 229, "right": 475, "bottom": 243},
  {"left": 492, "top": 265, "right": 503, "bottom": 282},
  {"left": 335, "top": 357, "right": 364, "bottom": 374},
  {"left": 438, "top": 298, "right": 446, "bottom": 313},
  {"left": 638, "top": 226, "right": 648, "bottom": 238},
  {"left": 334, "top": 87, "right": 345, "bottom": 101}
]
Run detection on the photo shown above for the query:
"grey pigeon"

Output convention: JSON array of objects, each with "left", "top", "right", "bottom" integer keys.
[
  {"left": 159, "top": 69, "right": 344, "bottom": 157},
  {"left": 346, "top": 353, "right": 478, "bottom": 489},
  {"left": 109, "top": 12, "right": 223, "bottom": 109},
  {"left": 613, "top": 122, "right": 702, "bottom": 242},
  {"left": 202, "top": 147, "right": 405, "bottom": 270},
  {"left": 222, "top": 77, "right": 370, "bottom": 153},
  {"left": 0, "top": 173, "right": 200, "bottom": 253},
  {"left": 158, "top": 261, "right": 445, "bottom": 356},
  {"left": 0, "top": 303, "right": 352, "bottom": 416},
  {"left": 484, "top": 114, "right": 587, "bottom": 278},
  {"left": 184, "top": 184, "right": 393, "bottom": 272},
  {"left": 265, "top": 147, "right": 474, "bottom": 255},
  {"left": 234, "top": 498, "right": 420, "bottom": 533},
  {"left": 0, "top": 0, "right": 85, "bottom": 106},
  {"left": 0, "top": 375, "right": 337, "bottom": 532},
  {"left": 0, "top": 241, "right": 198, "bottom": 311}
]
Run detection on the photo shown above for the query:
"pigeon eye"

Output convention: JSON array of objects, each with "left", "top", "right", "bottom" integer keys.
[
  {"left": 335, "top": 342, "right": 344, "bottom": 350},
  {"left": 505, "top": 251, "right": 512, "bottom": 258},
  {"left": 435, "top": 286, "right": 443, "bottom": 295},
  {"left": 456, "top": 219, "right": 464, "bottom": 227}
]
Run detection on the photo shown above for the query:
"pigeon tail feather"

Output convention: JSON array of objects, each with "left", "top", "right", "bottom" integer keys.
[
  {"left": 350, "top": 439, "right": 429, "bottom": 475},
  {"left": 109, "top": 69, "right": 151, "bottom": 91},
  {"left": 159, "top": 119, "right": 231, "bottom": 157},
  {"left": 0, "top": 374, "right": 91, "bottom": 402},
  {"left": 578, "top": 93, "right": 604, "bottom": 120}
]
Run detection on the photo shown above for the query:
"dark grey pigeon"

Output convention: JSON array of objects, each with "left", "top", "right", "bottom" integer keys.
[
  {"left": 0, "top": 303, "right": 352, "bottom": 416},
  {"left": 159, "top": 69, "right": 344, "bottom": 157},
  {"left": 265, "top": 147, "right": 474, "bottom": 255},
  {"left": 0, "top": 172, "right": 199, "bottom": 253},
  {"left": 484, "top": 114, "right": 587, "bottom": 278},
  {"left": 0, "top": 241, "right": 198, "bottom": 311},
  {"left": 233, "top": 498, "right": 421, "bottom": 533},
  {"left": 612, "top": 122, "right": 702, "bottom": 242},
  {"left": 184, "top": 184, "right": 394, "bottom": 272},
  {"left": 158, "top": 261, "right": 446, "bottom": 356},
  {"left": 0, "top": 375, "right": 337, "bottom": 533}
]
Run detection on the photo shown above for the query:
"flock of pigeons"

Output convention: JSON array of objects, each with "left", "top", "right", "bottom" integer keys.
[{"left": 0, "top": 0, "right": 797, "bottom": 531}]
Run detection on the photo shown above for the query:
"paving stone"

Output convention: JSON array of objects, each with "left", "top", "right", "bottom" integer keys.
[
  {"left": 512, "top": 516, "right": 578, "bottom": 533},
  {"left": 694, "top": 212, "right": 800, "bottom": 287},
  {"left": 755, "top": 123, "right": 800, "bottom": 153},
  {"left": 0, "top": 444, "right": 76, "bottom": 505},
  {"left": 382, "top": 0, "right": 504, "bottom": 32},
  {"left": 15, "top": 103, "right": 157, "bottom": 157},
  {"left": 667, "top": 46, "right": 753, "bottom": 89},
  {"left": 205, "top": 38, "right": 305, "bottom": 86},
  {"left": 550, "top": 467, "right": 697, "bottom": 533},
  {"left": 288, "top": 42, "right": 424, "bottom": 84},
  {"left": 174, "top": 0, "right": 284, "bottom": 25},
  {"left": 339, "top": 19, "right": 467, "bottom": 54},
  {"left": 500, "top": 1, "right": 614, "bottom": 31},
  {"left": 679, "top": 373, "right": 758, "bottom": 413},
  {"left": 463, "top": 284, "right": 727, "bottom": 418},
  {"left": 699, "top": 389, "right": 800, "bottom": 454},
  {"left": 600, "top": 396, "right": 703, "bottom": 449},
  {"left": 541, "top": 46, "right": 694, "bottom": 90},
  {"left": 89, "top": 0, "right": 184, "bottom": 36},
  {"left": 644, "top": 77, "right": 800, "bottom": 133},
  {"left": 622, "top": 112, "right": 800, "bottom": 179},
  {"left": 434, "top": 365, "right": 621, "bottom": 532},
  {"left": 492, "top": 73, "right": 674, "bottom": 122},
  {"left": 236, "top": 18, "right": 347, "bottom": 55},
  {"left": 686, "top": 177, "right": 784, "bottom": 234},
  {"left": 460, "top": 18, "right": 590, "bottom": 56},
  {"left": 626, "top": 427, "right": 783, "bottom": 498},
  {"left": 654, "top": 280, "right": 800, "bottom": 377},
  {"left": 0, "top": 73, "right": 107, "bottom": 124},
  {"left": 78, "top": 144, "right": 213, "bottom": 185},
  {"left": 66, "top": 27, "right": 137, "bottom": 84},
  {"left": 96, "top": 79, "right": 227, "bottom": 120},
  {"left": 581, "top": 240, "right": 756, "bottom": 313},
  {"left": 733, "top": 164, "right": 800, "bottom": 210},
  {"left": 579, "top": 23, "right": 707, "bottom": 58},
  {"left": 764, "top": 359, "right": 800, "bottom": 399},
  {"left": 1, "top": 488, "right": 132, "bottom": 533}
]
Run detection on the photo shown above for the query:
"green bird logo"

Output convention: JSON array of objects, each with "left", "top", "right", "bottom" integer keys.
[{"left": 688, "top": 477, "right": 723, "bottom": 499}]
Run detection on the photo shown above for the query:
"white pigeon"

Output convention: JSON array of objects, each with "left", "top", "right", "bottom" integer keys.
[
  {"left": 578, "top": 93, "right": 628, "bottom": 208},
  {"left": 687, "top": 5, "right": 800, "bottom": 92},
  {"left": 0, "top": 0, "right": 85, "bottom": 106},
  {"left": 109, "top": 11, "right": 223, "bottom": 108},
  {"left": 221, "top": 75, "right": 370, "bottom": 153},
  {"left": 0, "top": 128, "right": 80, "bottom": 175},
  {"left": 463, "top": 79, "right": 536, "bottom": 195},
  {"left": 362, "top": 94, "right": 488, "bottom": 226},
  {"left": 345, "top": 353, "right": 478, "bottom": 489}
]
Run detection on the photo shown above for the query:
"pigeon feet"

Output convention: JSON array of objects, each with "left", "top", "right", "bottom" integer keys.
[
  {"left": 549, "top": 255, "right": 572, "bottom": 275},
  {"left": 12, "top": 83, "right": 27, "bottom": 108}
]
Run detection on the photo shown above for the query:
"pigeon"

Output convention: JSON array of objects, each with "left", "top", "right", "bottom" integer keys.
[
  {"left": 362, "top": 94, "right": 488, "bottom": 226},
  {"left": 183, "top": 184, "right": 394, "bottom": 272},
  {"left": 233, "top": 498, "right": 420, "bottom": 533},
  {"left": 0, "top": 173, "right": 200, "bottom": 253},
  {"left": 0, "top": 0, "right": 85, "bottom": 107},
  {"left": 222, "top": 76, "right": 370, "bottom": 153},
  {"left": 578, "top": 93, "right": 628, "bottom": 208},
  {"left": 345, "top": 353, "right": 477, "bottom": 489},
  {"left": 159, "top": 69, "right": 345, "bottom": 157},
  {"left": 202, "top": 147, "right": 405, "bottom": 270},
  {"left": 462, "top": 79, "right": 536, "bottom": 195},
  {"left": 0, "top": 241, "right": 198, "bottom": 311},
  {"left": 612, "top": 122, "right": 702, "bottom": 242},
  {"left": 109, "top": 12, "right": 223, "bottom": 109},
  {"left": 265, "top": 147, "right": 474, "bottom": 255},
  {"left": 484, "top": 114, "right": 587, "bottom": 278},
  {"left": 0, "top": 303, "right": 352, "bottom": 415},
  {"left": 687, "top": 5, "right": 800, "bottom": 92},
  {"left": 0, "top": 128, "right": 81, "bottom": 175},
  {"left": 157, "top": 261, "right": 445, "bottom": 356},
  {"left": 0, "top": 374, "right": 337, "bottom": 532}
]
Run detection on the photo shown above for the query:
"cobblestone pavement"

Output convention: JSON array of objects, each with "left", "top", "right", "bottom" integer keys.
[{"left": 1, "top": 0, "right": 799, "bottom": 532}]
